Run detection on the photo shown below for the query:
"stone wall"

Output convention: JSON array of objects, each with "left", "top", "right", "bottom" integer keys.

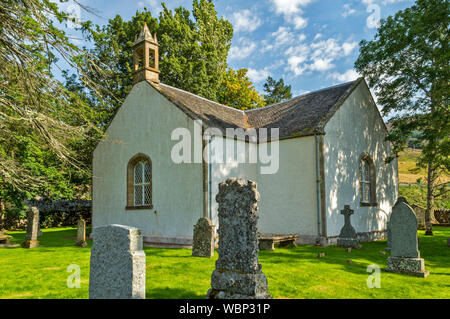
[{"left": 1, "top": 200, "right": 91, "bottom": 230}]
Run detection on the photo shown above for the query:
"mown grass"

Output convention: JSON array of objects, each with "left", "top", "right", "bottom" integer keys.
[{"left": 1, "top": 227, "right": 449, "bottom": 299}]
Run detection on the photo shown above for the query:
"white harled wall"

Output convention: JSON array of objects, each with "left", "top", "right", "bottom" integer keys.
[
  {"left": 92, "top": 81, "right": 203, "bottom": 243},
  {"left": 209, "top": 136, "right": 318, "bottom": 238},
  {"left": 323, "top": 82, "right": 398, "bottom": 238}
]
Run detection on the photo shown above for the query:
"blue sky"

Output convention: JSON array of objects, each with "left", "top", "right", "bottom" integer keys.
[{"left": 60, "top": 0, "right": 414, "bottom": 97}]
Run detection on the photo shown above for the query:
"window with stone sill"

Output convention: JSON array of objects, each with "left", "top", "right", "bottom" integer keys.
[{"left": 127, "top": 154, "right": 152, "bottom": 210}]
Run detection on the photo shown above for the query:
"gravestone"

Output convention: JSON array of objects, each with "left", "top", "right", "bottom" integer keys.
[
  {"left": 385, "top": 202, "right": 429, "bottom": 277},
  {"left": 337, "top": 205, "right": 359, "bottom": 248},
  {"left": 21, "top": 207, "right": 40, "bottom": 248},
  {"left": 386, "top": 197, "right": 409, "bottom": 251},
  {"left": 89, "top": 224, "right": 146, "bottom": 299},
  {"left": 75, "top": 219, "right": 88, "bottom": 248},
  {"left": 192, "top": 217, "right": 214, "bottom": 257},
  {"left": 207, "top": 178, "right": 271, "bottom": 299}
]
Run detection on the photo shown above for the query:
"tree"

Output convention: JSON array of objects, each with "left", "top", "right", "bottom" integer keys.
[
  {"left": 0, "top": 0, "right": 106, "bottom": 209},
  {"left": 263, "top": 76, "right": 292, "bottom": 105},
  {"left": 74, "top": 0, "right": 233, "bottom": 126},
  {"left": 355, "top": 0, "right": 449, "bottom": 235},
  {"left": 216, "top": 68, "right": 266, "bottom": 110}
]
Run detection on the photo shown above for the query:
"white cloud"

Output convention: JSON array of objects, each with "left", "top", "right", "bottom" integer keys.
[
  {"left": 228, "top": 38, "right": 257, "bottom": 60},
  {"left": 270, "top": 0, "right": 312, "bottom": 30},
  {"left": 284, "top": 38, "right": 359, "bottom": 76},
  {"left": 289, "top": 15, "right": 308, "bottom": 30},
  {"left": 271, "top": 26, "right": 295, "bottom": 46},
  {"left": 247, "top": 68, "right": 271, "bottom": 83},
  {"left": 137, "top": 0, "right": 162, "bottom": 15},
  {"left": 328, "top": 69, "right": 360, "bottom": 82},
  {"left": 308, "top": 58, "right": 335, "bottom": 71},
  {"left": 230, "top": 9, "right": 262, "bottom": 33},
  {"left": 342, "top": 41, "right": 359, "bottom": 55},
  {"left": 342, "top": 4, "right": 356, "bottom": 17},
  {"left": 313, "top": 33, "right": 322, "bottom": 40},
  {"left": 287, "top": 55, "right": 307, "bottom": 76}
]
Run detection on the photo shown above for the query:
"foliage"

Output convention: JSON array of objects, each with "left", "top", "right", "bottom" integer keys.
[
  {"left": 0, "top": 0, "right": 106, "bottom": 202},
  {"left": 355, "top": 0, "right": 450, "bottom": 233},
  {"left": 399, "top": 185, "right": 449, "bottom": 209},
  {"left": 263, "top": 76, "right": 292, "bottom": 105},
  {"left": 217, "top": 68, "right": 266, "bottom": 110},
  {"left": 73, "top": 0, "right": 233, "bottom": 125},
  {"left": 1, "top": 227, "right": 450, "bottom": 298}
]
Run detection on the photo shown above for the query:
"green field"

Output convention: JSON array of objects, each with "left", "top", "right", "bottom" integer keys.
[{"left": 1, "top": 227, "right": 449, "bottom": 299}]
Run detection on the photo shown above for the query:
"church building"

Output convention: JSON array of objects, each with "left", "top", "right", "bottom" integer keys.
[{"left": 92, "top": 24, "right": 399, "bottom": 246}]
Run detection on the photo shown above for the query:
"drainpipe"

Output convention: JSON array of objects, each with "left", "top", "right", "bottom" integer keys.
[
  {"left": 202, "top": 128, "right": 209, "bottom": 219},
  {"left": 208, "top": 136, "right": 212, "bottom": 221},
  {"left": 314, "top": 131, "right": 322, "bottom": 240}
]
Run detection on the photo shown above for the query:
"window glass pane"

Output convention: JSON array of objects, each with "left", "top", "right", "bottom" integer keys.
[
  {"left": 134, "top": 185, "right": 142, "bottom": 205},
  {"left": 144, "top": 162, "right": 151, "bottom": 183},
  {"left": 362, "top": 182, "right": 370, "bottom": 202},
  {"left": 134, "top": 163, "right": 143, "bottom": 184},
  {"left": 364, "top": 161, "right": 370, "bottom": 182},
  {"left": 144, "top": 185, "right": 151, "bottom": 205}
]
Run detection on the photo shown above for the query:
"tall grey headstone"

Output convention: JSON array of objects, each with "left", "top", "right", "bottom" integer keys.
[
  {"left": 207, "top": 178, "right": 271, "bottom": 299},
  {"left": 385, "top": 202, "right": 429, "bottom": 277},
  {"left": 192, "top": 217, "right": 214, "bottom": 257},
  {"left": 75, "top": 219, "right": 88, "bottom": 248},
  {"left": 21, "top": 207, "right": 39, "bottom": 248},
  {"left": 89, "top": 224, "right": 146, "bottom": 299},
  {"left": 337, "top": 205, "right": 359, "bottom": 248},
  {"left": 386, "top": 197, "right": 409, "bottom": 251}
]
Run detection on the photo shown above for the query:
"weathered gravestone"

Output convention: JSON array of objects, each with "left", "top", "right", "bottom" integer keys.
[
  {"left": 75, "top": 219, "right": 88, "bottom": 248},
  {"left": 385, "top": 202, "right": 429, "bottom": 277},
  {"left": 337, "top": 205, "right": 360, "bottom": 248},
  {"left": 207, "top": 178, "right": 271, "bottom": 299},
  {"left": 89, "top": 224, "right": 146, "bottom": 299},
  {"left": 192, "top": 217, "right": 214, "bottom": 257},
  {"left": 386, "top": 197, "right": 409, "bottom": 251},
  {"left": 21, "top": 207, "right": 40, "bottom": 248}
]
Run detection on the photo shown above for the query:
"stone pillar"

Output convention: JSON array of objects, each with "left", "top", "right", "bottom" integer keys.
[
  {"left": 385, "top": 202, "right": 429, "bottom": 277},
  {"left": 192, "top": 217, "right": 214, "bottom": 257},
  {"left": 89, "top": 224, "right": 146, "bottom": 299},
  {"left": 207, "top": 178, "right": 271, "bottom": 299},
  {"left": 337, "top": 205, "right": 359, "bottom": 248},
  {"left": 75, "top": 219, "right": 88, "bottom": 248},
  {"left": 21, "top": 207, "right": 40, "bottom": 248}
]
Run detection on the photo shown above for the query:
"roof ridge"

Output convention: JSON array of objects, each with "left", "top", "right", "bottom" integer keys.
[
  {"left": 157, "top": 82, "right": 245, "bottom": 114},
  {"left": 245, "top": 79, "right": 359, "bottom": 114}
]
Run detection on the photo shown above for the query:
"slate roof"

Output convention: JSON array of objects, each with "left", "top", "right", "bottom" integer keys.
[{"left": 149, "top": 77, "right": 364, "bottom": 140}]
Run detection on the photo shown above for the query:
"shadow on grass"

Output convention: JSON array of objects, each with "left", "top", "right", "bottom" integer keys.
[
  {"left": 260, "top": 227, "right": 450, "bottom": 277},
  {"left": 5, "top": 227, "right": 92, "bottom": 249},
  {"left": 147, "top": 287, "right": 203, "bottom": 299}
]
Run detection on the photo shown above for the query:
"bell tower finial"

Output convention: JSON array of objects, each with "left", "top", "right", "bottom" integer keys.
[{"left": 132, "top": 23, "right": 160, "bottom": 84}]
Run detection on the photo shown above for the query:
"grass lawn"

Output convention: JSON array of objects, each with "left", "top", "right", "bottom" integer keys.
[{"left": 1, "top": 226, "right": 449, "bottom": 299}]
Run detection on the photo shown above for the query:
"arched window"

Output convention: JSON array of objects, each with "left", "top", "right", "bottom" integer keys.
[
  {"left": 359, "top": 154, "right": 377, "bottom": 206},
  {"left": 127, "top": 154, "right": 152, "bottom": 209}
]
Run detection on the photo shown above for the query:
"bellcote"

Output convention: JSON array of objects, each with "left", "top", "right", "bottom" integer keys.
[{"left": 133, "top": 23, "right": 160, "bottom": 84}]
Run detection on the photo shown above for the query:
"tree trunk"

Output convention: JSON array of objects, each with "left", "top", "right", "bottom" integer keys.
[
  {"left": 425, "top": 163, "right": 435, "bottom": 236},
  {"left": 0, "top": 199, "right": 5, "bottom": 230}
]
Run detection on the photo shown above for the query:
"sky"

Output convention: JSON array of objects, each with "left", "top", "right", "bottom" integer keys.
[{"left": 59, "top": 0, "right": 415, "bottom": 97}]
